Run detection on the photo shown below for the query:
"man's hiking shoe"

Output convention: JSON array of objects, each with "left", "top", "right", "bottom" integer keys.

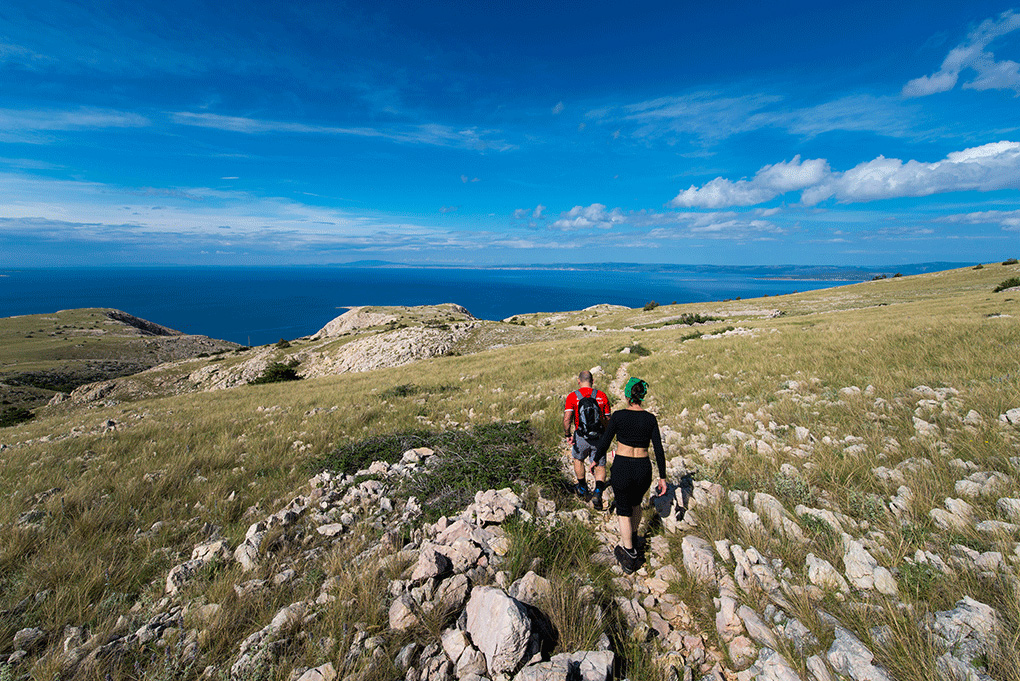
[
  {"left": 575, "top": 482, "right": 590, "bottom": 500},
  {"left": 592, "top": 490, "right": 603, "bottom": 511},
  {"left": 614, "top": 545, "right": 639, "bottom": 574}
]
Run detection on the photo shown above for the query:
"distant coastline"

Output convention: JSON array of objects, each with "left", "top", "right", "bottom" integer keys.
[{"left": 0, "top": 262, "right": 972, "bottom": 345}]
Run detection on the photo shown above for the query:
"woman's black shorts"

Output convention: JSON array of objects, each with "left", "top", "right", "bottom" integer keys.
[{"left": 610, "top": 455, "right": 652, "bottom": 516}]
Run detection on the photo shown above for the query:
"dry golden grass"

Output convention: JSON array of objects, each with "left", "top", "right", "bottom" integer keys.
[{"left": 0, "top": 263, "right": 1018, "bottom": 678}]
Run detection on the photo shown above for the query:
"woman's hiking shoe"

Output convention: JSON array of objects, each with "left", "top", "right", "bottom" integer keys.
[
  {"left": 631, "top": 533, "right": 646, "bottom": 552},
  {"left": 592, "top": 490, "right": 604, "bottom": 511},
  {"left": 614, "top": 545, "right": 639, "bottom": 574}
]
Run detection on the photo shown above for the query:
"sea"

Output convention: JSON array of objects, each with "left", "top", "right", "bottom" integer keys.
[{"left": 0, "top": 266, "right": 863, "bottom": 346}]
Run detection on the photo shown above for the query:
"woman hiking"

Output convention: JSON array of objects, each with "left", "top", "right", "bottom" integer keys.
[{"left": 595, "top": 377, "right": 667, "bottom": 574}]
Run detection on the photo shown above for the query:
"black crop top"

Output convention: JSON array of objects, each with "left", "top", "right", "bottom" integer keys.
[{"left": 595, "top": 408, "right": 666, "bottom": 479}]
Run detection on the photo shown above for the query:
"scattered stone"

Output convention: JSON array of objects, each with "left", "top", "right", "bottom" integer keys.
[
  {"left": 389, "top": 594, "right": 419, "bottom": 631},
  {"left": 736, "top": 647, "right": 801, "bottom": 681},
  {"left": 806, "top": 553, "right": 849, "bottom": 593},
  {"left": 295, "top": 663, "right": 336, "bottom": 681},
  {"left": 682, "top": 535, "right": 716, "bottom": 585},
  {"left": 841, "top": 535, "right": 898, "bottom": 596},
  {"left": 827, "top": 626, "right": 892, "bottom": 681}
]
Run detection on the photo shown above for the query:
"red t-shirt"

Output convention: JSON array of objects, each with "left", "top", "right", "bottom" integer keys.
[{"left": 564, "top": 387, "right": 611, "bottom": 428}]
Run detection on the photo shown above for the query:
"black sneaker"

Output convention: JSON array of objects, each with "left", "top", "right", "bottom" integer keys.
[
  {"left": 592, "top": 490, "right": 603, "bottom": 511},
  {"left": 631, "top": 533, "right": 646, "bottom": 554},
  {"left": 614, "top": 545, "right": 639, "bottom": 574},
  {"left": 575, "top": 482, "right": 589, "bottom": 500}
]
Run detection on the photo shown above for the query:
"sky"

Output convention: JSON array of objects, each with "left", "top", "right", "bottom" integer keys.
[{"left": 1, "top": 0, "right": 1019, "bottom": 267}]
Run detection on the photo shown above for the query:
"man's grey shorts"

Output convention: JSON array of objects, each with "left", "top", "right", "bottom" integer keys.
[{"left": 572, "top": 435, "right": 607, "bottom": 467}]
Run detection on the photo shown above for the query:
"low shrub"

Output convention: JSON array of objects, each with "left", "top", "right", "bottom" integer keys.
[
  {"left": 275, "top": 338, "right": 291, "bottom": 348},
  {"left": 619, "top": 343, "right": 652, "bottom": 357},
  {"left": 1002, "top": 258, "right": 1019, "bottom": 265},
  {"left": 380, "top": 383, "right": 458, "bottom": 399},
  {"left": 0, "top": 406, "right": 34, "bottom": 428},
  {"left": 973, "top": 264, "right": 984, "bottom": 270},
  {"left": 643, "top": 301, "right": 659, "bottom": 311},
  {"left": 249, "top": 361, "right": 301, "bottom": 385},
  {"left": 845, "top": 488, "right": 887, "bottom": 523},
  {"left": 993, "top": 277, "right": 1020, "bottom": 292},
  {"left": 899, "top": 561, "right": 941, "bottom": 600}
]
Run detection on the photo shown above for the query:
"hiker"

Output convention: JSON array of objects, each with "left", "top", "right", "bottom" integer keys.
[
  {"left": 563, "top": 369, "right": 611, "bottom": 509},
  {"left": 595, "top": 377, "right": 667, "bottom": 574}
]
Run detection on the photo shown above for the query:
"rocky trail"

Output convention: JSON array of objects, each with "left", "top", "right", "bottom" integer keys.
[{"left": 11, "top": 395, "right": 1015, "bottom": 681}]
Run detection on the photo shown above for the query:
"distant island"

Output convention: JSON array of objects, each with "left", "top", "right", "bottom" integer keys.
[{"left": 323, "top": 260, "right": 974, "bottom": 281}]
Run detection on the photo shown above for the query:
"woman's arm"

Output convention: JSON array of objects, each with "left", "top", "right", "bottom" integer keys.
[
  {"left": 594, "top": 411, "right": 618, "bottom": 460},
  {"left": 650, "top": 414, "right": 666, "bottom": 480}
]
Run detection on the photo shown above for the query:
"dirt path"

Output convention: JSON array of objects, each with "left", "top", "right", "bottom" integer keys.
[{"left": 607, "top": 362, "right": 630, "bottom": 402}]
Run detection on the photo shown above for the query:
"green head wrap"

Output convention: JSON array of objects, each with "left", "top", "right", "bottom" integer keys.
[{"left": 625, "top": 377, "right": 648, "bottom": 402}]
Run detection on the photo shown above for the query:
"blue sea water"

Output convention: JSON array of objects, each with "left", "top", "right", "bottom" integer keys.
[{"left": 0, "top": 266, "right": 859, "bottom": 346}]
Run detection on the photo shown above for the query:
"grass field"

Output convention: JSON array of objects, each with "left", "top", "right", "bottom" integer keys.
[{"left": 0, "top": 262, "right": 1018, "bottom": 680}]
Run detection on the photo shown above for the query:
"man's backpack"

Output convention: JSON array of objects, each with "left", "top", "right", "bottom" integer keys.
[{"left": 574, "top": 390, "right": 604, "bottom": 439}]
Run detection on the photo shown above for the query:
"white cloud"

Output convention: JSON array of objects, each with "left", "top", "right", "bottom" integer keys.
[
  {"left": 603, "top": 92, "right": 913, "bottom": 143},
  {"left": 172, "top": 112, "right": 514, "bottom": 151},
  {"left": 671, "top": 156, "right": 829, "bottom": 208},
  {"left": 512, "top": 208, "right": 530, "bottom": 219},
  {"left": 939, "top": 209, "right": 1020, "bottom": 231},
  {"left": 550, "top": 204, "right": 625, "bottom": 230},
  {"left": 552, "top": 101, "right": 565, "bottom": 114},
  {"left": 802, "top": 141, "right": 1020, "bottom": 204},
  {"left": 673, "top": 141, "right": 1020, "bottom": 208},
  {"left": 533, "top": 205, "right": 545, "bottom": 219},
  {"left": 903, "top": 10, "right": 1020, "bottom": 97},
  {"left": 0, "top": 107, "right": 149, "bottom": 143}
]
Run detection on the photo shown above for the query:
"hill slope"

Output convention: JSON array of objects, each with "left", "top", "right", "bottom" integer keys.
[
  {"left": 0, "top": 262, "right": 1019, "bottom": 681},
  {"left": 0, "top": 308, "right": 238, "bottom": 416}
]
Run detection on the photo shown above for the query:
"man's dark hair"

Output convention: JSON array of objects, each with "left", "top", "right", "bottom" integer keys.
[{"left": 578, "top": 370, "right": 593, "bottom": 384}]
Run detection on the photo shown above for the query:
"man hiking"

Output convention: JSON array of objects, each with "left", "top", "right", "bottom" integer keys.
[{"left": 563, "top": 369, "right": 611, "bottom": 509}]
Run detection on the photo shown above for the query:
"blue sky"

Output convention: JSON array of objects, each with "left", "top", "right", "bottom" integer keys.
[{"left": 1, "top": 0, "right": 1018, "bottom": 266}]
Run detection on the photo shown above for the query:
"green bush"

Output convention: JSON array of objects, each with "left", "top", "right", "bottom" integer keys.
[
  {"left": 275, "top": 338, "right": 291, "bottom": 348},
  {"left": 1002, "top": 258, "right": 1019, "bottom": 265},
  {"left": 973, "top": 264, "right": 984, "bottom": 270},
  {"left": 663, "top": 313, "right": 721, "bottom": 327},
  {"left": 619, "top": 343, "right": 652, "bottom": 357},
  {"left": 312, "top": 421, "right": 563, "bottom": 521},
  {"left": 249, "top": 361, "right": 301, "bottom": 385},
  {"left": 0, "top": 406, "right": 35, "bottom": 428},
  {"left": 642, "top": 301, "right": 659, "bottom": 311},
  {"left": 379, "top": 383, "right": 458, "bottom": 399},
  {"left": 993, "top": 277, "right": 1020, "bottom": 292}
]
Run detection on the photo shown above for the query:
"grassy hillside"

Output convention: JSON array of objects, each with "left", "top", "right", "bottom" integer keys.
[
  {"left": 0, "top": 308, "right": 238, "bottom": 415},
  {"left": 0, "top": 262, "right": 1018, "bottom": 681}
]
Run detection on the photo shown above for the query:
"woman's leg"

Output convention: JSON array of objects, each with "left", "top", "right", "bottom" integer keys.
[
  {"left": 629, "top": 505, "right": 642, "bottom": 539},
  {"left": 618, "top": 513, "right": 635, "bottom": 550}
]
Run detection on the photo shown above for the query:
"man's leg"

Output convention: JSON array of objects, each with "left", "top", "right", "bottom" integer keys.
[
  {"left": 591, "top": 463, "right": 607, "bottom": 510},
  {"left": 571, "top": 453, "right": 588, "bottom": 497}
]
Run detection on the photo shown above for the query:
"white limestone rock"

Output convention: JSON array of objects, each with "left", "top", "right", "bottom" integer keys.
[
  {"left": 465, "top": 586, "right": 531, "bottom": 676},
  {"left": 681, "top": 535, "right": 716, "bottom": 585},
  {"left": 827, "top": 626, "right": 892, "bottom": 681},
  {"left": 806, "top": 553, "right": 849, "bottom": 593}
]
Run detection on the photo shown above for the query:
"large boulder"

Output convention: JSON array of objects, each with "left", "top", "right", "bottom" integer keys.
[{"left": 465, "top": 586, "right": 532, "bottom": 676}]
